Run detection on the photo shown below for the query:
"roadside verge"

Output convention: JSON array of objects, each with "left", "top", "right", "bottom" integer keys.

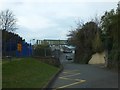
[{"left": 42, "top": 65, "right": 64, "bottom": 89}]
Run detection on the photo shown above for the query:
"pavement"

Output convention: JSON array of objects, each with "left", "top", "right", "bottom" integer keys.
[{"left": 50, "top": 52, "right": 118, "bottom": 89}]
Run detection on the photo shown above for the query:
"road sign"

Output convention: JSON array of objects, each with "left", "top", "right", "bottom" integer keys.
[{"left": 17, "top": 43, "right": 22, "bottom": 52}]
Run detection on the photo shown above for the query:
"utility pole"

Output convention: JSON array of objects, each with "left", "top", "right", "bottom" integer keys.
[
  {"left": 59, "top": 39, "right": 60, "bottom": 57},
  {"left": 29, "top": 39, "right": 35, "bottom": 56},
  {"left": 58, "top": 39, "right": 61, "bottom": 65},
  {"left": 29, "top": 40, "right": 31, "bottom": 56},
  {"left": 45, "top": 48, "right": 46, "bottom": 57},
  {"left": 32, "top": 39, "right": 35, "bottom": 56}
]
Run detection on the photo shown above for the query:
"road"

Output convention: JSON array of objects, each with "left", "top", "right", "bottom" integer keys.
[{"left": 50, "top": 52, "right": 118, "bottom": 89}]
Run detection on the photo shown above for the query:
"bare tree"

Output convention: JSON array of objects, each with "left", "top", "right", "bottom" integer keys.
[
  {"left": 0, "top": 9, "right": 17, "bottom": 57},
  {"left": 0, "top": 9, "right": 17, "bottom": 32}
]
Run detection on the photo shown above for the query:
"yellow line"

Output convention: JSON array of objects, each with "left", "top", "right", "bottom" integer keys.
[
  {"left": 64, "top": 70, "right": 80, "bottom": 72},
  {"left": 60, "top": 73, "right": 80, "bottom": 78},
  {"left": 59, "top": 77, "right": 81, "bottom": 81},
  {"left": 57, "top": 80, "right": 86, "bottom": 88},
  {"left": 65, "top": 70, "right": 80, "bottom": 71},
  {"left": 62, "top": 70, "right": 80, "bottom": 74},
  {"left": 63, "top": 72, "right": 71, "bottom": 73},
  {"left": 63, "top": 71, "right": 79, "bottom": 74}
]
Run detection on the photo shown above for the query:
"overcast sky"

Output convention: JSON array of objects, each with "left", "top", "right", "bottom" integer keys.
[{"left": 0, "top": 0, "right": 118, "bottom": 43}]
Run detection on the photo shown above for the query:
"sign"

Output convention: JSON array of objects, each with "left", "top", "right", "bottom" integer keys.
[{"left": 17, "top": 43, "right": 22, "bottom": 52}]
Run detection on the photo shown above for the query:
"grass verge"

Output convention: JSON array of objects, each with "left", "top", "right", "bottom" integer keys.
[{"left": 2, "top": 58, "right": 59, "bottom": 88}]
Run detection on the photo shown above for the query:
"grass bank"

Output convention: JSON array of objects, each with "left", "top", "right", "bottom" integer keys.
[{"left": 2, "top": 58, "right": 59, "bottom": 88}]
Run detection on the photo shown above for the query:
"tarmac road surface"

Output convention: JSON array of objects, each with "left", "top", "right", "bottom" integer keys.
[{"left": 50, "top": 52, "right": 118, "bottom": 89}]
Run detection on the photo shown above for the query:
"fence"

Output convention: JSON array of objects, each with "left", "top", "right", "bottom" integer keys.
[
  {"left": 2, "top": 41, "right": 33, "bottom": 58},
  {"left": 34, "top": 48, "right": 52, "bottom": 57}
]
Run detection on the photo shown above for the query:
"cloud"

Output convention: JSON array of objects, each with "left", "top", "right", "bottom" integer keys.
[
  {"left": 39, "top": 27, "right": 69, "bottom": 40},
  {"left": 17, "top": 27, "right": 69, "bottom": 43},
  {"left": 17, "top": 16, "right": 58, "bottom": 30},
  {"left": 0, "top": 0, "right": 118, "bottom": 42},
  {"left": 3, "top": 0, "right": 118, "bottom": 3}
]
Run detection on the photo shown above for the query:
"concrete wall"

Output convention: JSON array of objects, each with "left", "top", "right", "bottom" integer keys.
[{"left": 89, "top": 52, "right": 105, "bottom": 64}]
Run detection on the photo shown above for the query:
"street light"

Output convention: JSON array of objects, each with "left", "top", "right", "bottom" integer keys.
[
  {"left": 29, "top": 39, "right": 35, "bottom": 56},
  {"left": 30, "top": 39, "right": 35, "bottom": 45}
]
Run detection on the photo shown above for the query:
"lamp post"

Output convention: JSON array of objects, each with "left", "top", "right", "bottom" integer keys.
[
  {"left": 58, "top": 39, "right": 61, "bottom": 64},
  {"left": 32, "top": 39, "right": 35, "bottom": 56},
  {"left": 30, "top": 39, "right": 35, "bottom": 56}
]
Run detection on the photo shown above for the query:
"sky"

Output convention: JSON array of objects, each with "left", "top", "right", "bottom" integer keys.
[{"left": 0, "top": 0, "right": 119, "bottom": 44}]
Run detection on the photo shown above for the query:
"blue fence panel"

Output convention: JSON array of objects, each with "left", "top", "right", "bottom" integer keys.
[
  {"left": 5, "top": 40, "right": 33, "bottom": 57},
  {"left": 16, "top": 42, "right": 33, "bottom": 57}
]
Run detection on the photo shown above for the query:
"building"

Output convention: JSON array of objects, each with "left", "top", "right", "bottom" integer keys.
[{"left": 36, "top": 39, "right": 68, "bottom": 45}]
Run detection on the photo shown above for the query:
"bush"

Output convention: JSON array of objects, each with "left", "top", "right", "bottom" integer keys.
[
  {"left": 34, "top": 57, "right": 61, "bottom": 67},
  {"left": 107, "top": 47, "right": 119, "bottom": 69},
  {"left": 34, "top": 44, "right": 52, "bottom": 57}
]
